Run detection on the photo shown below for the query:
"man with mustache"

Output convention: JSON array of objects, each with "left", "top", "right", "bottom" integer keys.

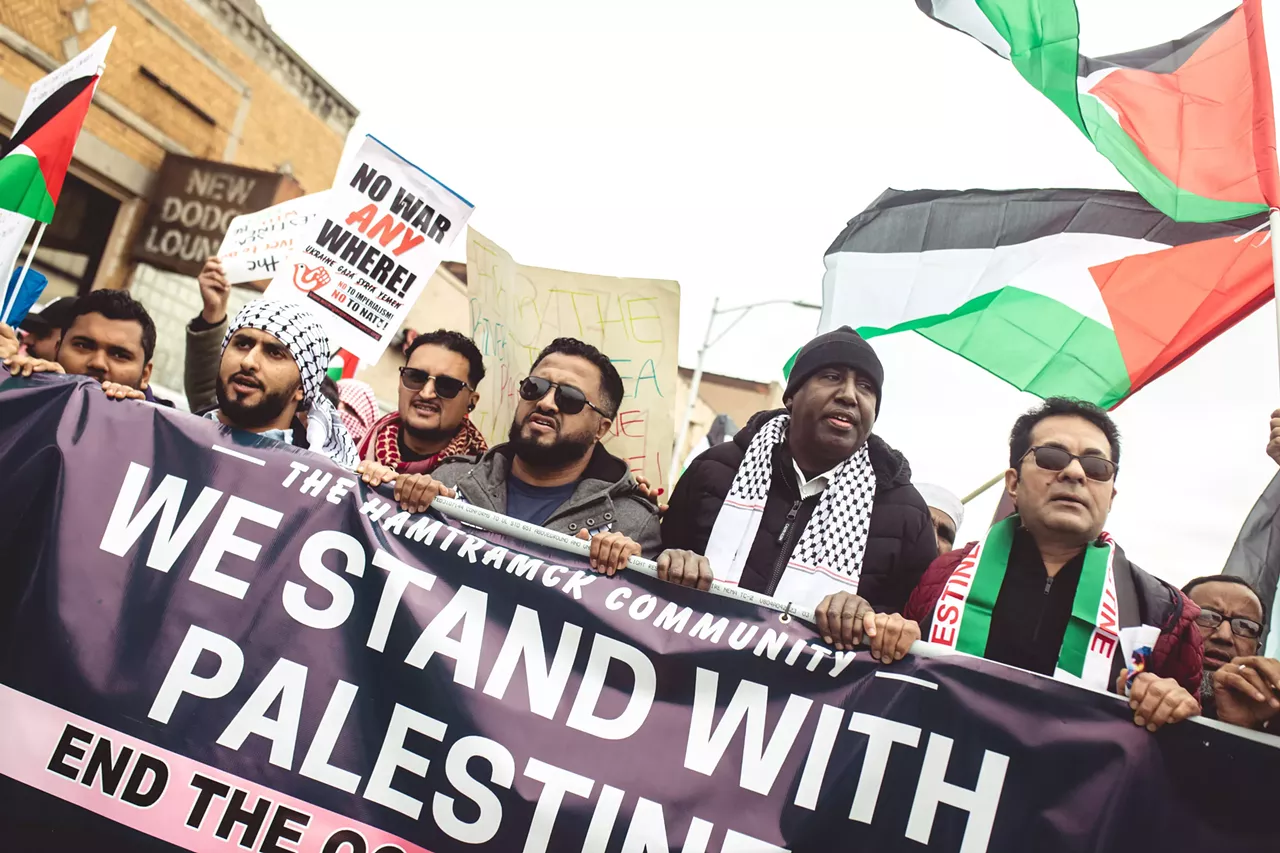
[
  {"left": 1183, "top": 575, "right": 1279, "bottom": 731},
  {"left": 356, "top": 329, "right": 488, "bottom": 475},
  {"left": 659, "top": 326, "right": 936, "bottom": 665},
  {"left": 385, "top": 337, "right": 661, "bottom": 576},
  {"left": 906, "top": 398, "right": 1204, "bottom": 731},
  {"left": 3, "top": 290, "right": 160, "bottom": 402},
  {"left": 199, "top": 299, "right": 358, "bottom": 466}
]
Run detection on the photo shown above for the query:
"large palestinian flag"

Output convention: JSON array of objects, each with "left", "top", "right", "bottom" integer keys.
[
  {"left": 916, "top": 1, "right": 1280, "bottom": 223},
  {"left": 0, "top": 28, "right": 113, "bottom": 223},
  {"left": 820, "top": 188, "right": 1273, "bottom": 409}
]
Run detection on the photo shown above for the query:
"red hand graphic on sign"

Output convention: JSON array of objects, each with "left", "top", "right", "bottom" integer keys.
[{"left": 292, "top": 263, "right": 331, "bottom": 293}]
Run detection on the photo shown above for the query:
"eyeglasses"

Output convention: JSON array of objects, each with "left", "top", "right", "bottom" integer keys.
[
  {"left": 1196, "top": 607, "right": 1263, "bottom": 640},
  {"left": 518, "top": 375, "right": 608, "bottom": 416},
  {"left": 1022, "top": 445, "right": 1117, "bottom": 482},
  {"left": 399, "top": 367, "right": 470, "bottom": 399}
]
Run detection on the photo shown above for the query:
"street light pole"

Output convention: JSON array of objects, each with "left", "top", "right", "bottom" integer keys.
[{"left": 667, "top": 297, "right": 821, "bottom": 487}]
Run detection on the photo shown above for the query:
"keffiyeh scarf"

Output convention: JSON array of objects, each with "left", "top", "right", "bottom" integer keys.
[
  {"left": 704, "top": 413, "right": 877, "bottom": 604},
  {"left": 221, "top": 300, "right": 359, "bottom": 469},
  {"left": 336, "top": 379, "right": 380, "bottom": 445},
  {"left": 359, "top": 411, "right": 489, "bottom": 474}
]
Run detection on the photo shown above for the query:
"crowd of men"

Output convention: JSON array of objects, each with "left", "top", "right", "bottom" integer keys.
[{"left": 2, "top": 255, "right": 1278, "bottom": 737}]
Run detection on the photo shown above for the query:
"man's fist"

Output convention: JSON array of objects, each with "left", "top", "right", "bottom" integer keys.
[
  {"left": 656, "top": 549, "right": 713, "bottom": 590},
  {"left": 198, "top": 256, "right": 231, "bottom": 325},
  {"left": 356, "top": 459, "right": 398, "bottom": 488},
  {"left": 0, "top": 324, "right": 19, "bottom": 360},
  {"left": 1117, "top": 672, "right": 1199, "bottom": 731},
  {"left": 865, "top": 613, "right": 921, "bottom": 665},
  {"left": 576, "top": 529, "right": 641, "bottom": 577},
  {"left": 4, "top": 353, "right": 63, "bottom": 377},
  {"left": 815, "top": 591, "right": 875, "bottom": 652},
  {"left": 391, "top": 473, "right": 453, "bottom": 514},
  {"left": 1212, "top": 656, "right": 1280, "bottom": 730},
  {"left": 1269, "top": 409, "right": 1280, "bottom": 466},
  {"left": 101, "top": 381, "right": 145, "bottom": 401}
]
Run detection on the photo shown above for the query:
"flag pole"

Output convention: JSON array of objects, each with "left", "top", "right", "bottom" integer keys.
[
  {"left": 962, "top": 470, "right": 1006, "bottom": 504},
  {"left": 3, "top": 221, "right": 46, "bottom": 324}
]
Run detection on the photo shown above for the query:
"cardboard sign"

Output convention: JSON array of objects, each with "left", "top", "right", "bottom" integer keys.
[
  {"left": 132, "top": 155, "right": 285, "bottom": 276},
  {"left": 264, "top": 136, "right": 473, "bottom": 362},
  {"left": 216, "top": 191, "right": 330, "bottom": 284},
  {"left": 466, "top": 229, "right": 680, "bottom": 488}
]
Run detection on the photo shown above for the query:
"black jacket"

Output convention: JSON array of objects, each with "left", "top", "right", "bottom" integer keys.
[{"left": 661, "top": 409, "right": 937, "bottom": 613}]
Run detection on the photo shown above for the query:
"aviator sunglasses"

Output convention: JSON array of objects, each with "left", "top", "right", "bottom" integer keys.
[
  {"left": 398, "top": 367, "right": 471, "bottom": 399},
  {"left": 518, "top": 375, "right": 608, "bottom": 416},
  {"left": 1021, "top": 445, "right": 1117, "bottom": 482}
]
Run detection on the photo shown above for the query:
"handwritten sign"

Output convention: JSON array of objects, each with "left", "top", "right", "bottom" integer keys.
[
  {"left": 264, "top": 136, "right": 473, "bottom": 362},
  {"left": 216, "top": 191, "right": 330, "bottom": 284},
  {"left": 466, "top": 229, "right": 680, "bottom": 488}
]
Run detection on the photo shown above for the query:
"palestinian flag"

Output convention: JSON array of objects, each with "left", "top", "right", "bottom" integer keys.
[
  {"left": 0, "top": 29, "right": 113, "bottom": 223},
  {"left": 820, "top": 188, "right": 1273, "bottom": 409},
  {"left": 916, "top": 1, "right": 1280, "bottom": 223}
]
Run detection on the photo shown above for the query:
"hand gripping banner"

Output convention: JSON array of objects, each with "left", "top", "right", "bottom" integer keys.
[{"left": 0, "top": 375, "right": 1277, "bottom": 853}]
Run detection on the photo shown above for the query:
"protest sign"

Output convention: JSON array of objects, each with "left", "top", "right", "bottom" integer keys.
[
  {"left": 2, "top": 375, "right": 1277, "bottom": 853},
  {"left": 466, "top": 230, "right": 680, "bottom": 488},
  {"left": 217, "top": 191, "right": 331, "bottom": 284},
  {"left": 133, "top": 155, "right": 286, "bottom": 276},
  {"left": 265, "top": 136, "right": 473, "bottom": 363}
]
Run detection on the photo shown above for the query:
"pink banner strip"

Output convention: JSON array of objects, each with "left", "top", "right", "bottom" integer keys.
[{"left": 0, "top": 684, "right": 432, "bottom": 853}]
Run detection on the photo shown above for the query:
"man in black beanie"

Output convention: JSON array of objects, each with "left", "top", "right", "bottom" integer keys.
[{"left": 659, "top": 326, "right": 937, "bottom": 661}]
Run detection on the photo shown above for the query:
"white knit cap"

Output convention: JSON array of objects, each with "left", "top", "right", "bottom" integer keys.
[{"left": 916, "top": 483, "right": 964, "bottom": 530}]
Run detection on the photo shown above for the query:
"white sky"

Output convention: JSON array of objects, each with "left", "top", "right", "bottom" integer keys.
[{"left": 256, "top": 0, "right": 1278, "bottom": 588}]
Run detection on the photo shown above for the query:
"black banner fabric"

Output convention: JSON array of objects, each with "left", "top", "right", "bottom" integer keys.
[{"left": 1, "top": 376, "right": 1276, "bottom": 853}]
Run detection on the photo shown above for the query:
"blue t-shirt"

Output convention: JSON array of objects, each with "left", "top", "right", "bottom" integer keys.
[{"left": 505, "top": 477, "right": 578, "bottom": 526}]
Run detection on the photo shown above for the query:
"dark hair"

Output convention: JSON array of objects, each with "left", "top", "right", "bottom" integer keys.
[
  {"left": 1182, "top": 574, "right": 1267, "bottom": 621},
  {"left": 404, "top": 329, "right": 485, "bottom": 388},
  {"left": 63, "top": 290, "right": 157, "bottom": 362},
  {"left": 320, "top": 374, "right": 340, "bottom": 407},
  {"left": 1008, "top": 397, "right": 1121, "bottom": 470},
  {"left": 531, "top": 337, "right": 624, "bottom": 418}
]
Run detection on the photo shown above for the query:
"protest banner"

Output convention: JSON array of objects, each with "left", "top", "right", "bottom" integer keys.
[
  {"left": 467, "top": 230, "right": 680, "bottom": 488},
  {"left": 1, "top": 375, "right": 1277, "bottom": 853},
  {"left": 217, "top": 192, "right": 332, "bottom": 285},
  {"left": 132, "top": 155, "right": 287, "bottom": 277},
  {"left": 264, "top": 136, "right": 473, "bottom": 363}
]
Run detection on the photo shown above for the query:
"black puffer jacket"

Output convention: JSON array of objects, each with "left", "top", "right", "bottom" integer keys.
[{"left": 661, "top": 409, "right": 937, "bottom": 613}]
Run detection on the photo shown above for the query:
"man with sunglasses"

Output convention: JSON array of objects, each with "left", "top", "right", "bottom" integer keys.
[
  {"left": 390, "top": 337, "right": 661, "bottom": 575},
  {"left": 355, "top": 330, "right": 488, "bottom": 478},
  {"left": 906, "top": 398, "right": 1204, "bottom": 731},
  {"left": 1183, "top": 575, "right": 1279, "bottom": 731}
]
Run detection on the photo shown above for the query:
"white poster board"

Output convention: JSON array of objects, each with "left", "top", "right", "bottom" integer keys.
[
  {"left": 466, "top": 229, "right": 681, "bottom": 488},
  {"left": 264, "top": 136, "right": 473, "bottom": 361},
  {"left": 216, "top": 191, "right": 330, "bottom": 284}
]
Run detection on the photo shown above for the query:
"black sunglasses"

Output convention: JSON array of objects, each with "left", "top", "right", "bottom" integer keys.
[
  {"left": 1022, "top": 445, "right": 1117, "bottom": 482},
  {"left": 399, "top": 366, "right": 470, "bottom": 399},
  {"left": 519, "top": 375, "right": 607, "bottom": 416},
  {"left": 1196, "top": 607, "right": 1263, "bottom": 640}
]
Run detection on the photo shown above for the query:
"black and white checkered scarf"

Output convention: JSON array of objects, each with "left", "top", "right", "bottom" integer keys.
[
  {"left": 221, "top": 300, "right": 359, "bottom": 469},
  {"left": 704, "top": 413, "right": 876, "bottom": 603}
]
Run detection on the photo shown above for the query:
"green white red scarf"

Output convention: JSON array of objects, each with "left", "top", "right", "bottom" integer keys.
[{"left": 929, "top": 515, "right": 1120, "bottom": 690}]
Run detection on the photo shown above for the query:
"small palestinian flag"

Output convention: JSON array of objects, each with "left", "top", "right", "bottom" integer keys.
[
  {"left": 916, "top": 1, "right": 1280, "bottom": 223},
  {"left": 820, "top": 188, "right": 1273, "bottom": 409},
  {"left": 0, "top": 29, "right": 114, "bottom": 223},
  {"left": 327, "top": 349, "right": 359, "bottom": 382}
]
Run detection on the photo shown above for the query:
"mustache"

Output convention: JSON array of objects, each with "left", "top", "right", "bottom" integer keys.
[{"left": 229, "top": 371, "right": 263, "bottom": 390}]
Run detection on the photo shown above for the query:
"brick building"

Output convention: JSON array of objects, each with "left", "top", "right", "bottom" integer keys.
[{"left": 0, "top": 0, "right": 356, "bottom": 394}]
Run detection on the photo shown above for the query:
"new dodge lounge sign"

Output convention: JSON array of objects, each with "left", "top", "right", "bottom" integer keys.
[{"left": 133, "top": 154, "right": 284, "bottom": 277}]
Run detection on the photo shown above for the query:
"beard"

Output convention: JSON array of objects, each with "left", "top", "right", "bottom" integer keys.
[
  {"left": 216, "top": 373, "right": 298, "bottom": 429},
  {"left": 507, "top": 412, "right": 594, "bottom": 468},
  {"left": 402, "top": 419, "right": 458, "bottom": 445}
]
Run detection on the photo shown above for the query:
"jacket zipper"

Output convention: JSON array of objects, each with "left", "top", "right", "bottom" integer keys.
[{"left": 765, "top": 498, "right": 809, "bottom": 597}]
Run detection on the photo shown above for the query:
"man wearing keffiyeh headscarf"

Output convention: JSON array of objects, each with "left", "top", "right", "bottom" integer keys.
[{"left": 209, "top": 299, "right": 359, "bottom": 468}]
